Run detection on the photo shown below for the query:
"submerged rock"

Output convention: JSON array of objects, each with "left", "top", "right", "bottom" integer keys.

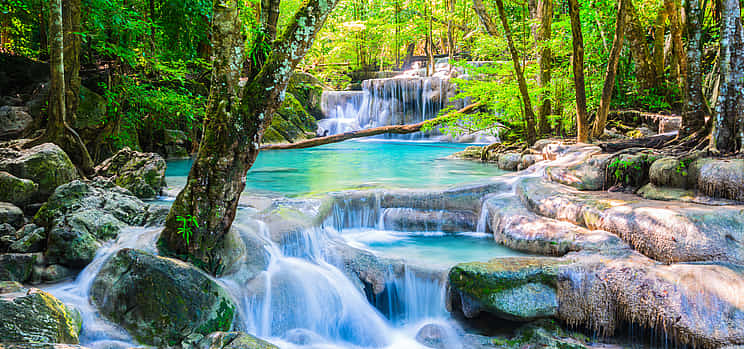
[
  {"left": 0, "top": 143, "right": 79, "bottom": 200},
  {"left": 95, "top": 147, "right": 166, "bottom": 199},
  {"left": 381, "top": 208, "right": 476, "bottom": 233},
  {"left": 90, "top": 248, "right": 236, "bottom": 347},
  {"left": 0, "top": 287, "right": 81, "bottom": 344},
  {"left": 448, "top": 257, "right": 565, "bottom": 321}
]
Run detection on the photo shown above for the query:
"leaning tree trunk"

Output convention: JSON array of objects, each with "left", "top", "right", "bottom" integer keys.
[
  {"left": 530, "top": 0, "right": 553, "bottom": 135},
  {"left": 666, "top": 0, "right": 687, "bottom": 89},
  {"left": 568, "top": 0, "right": 589, "bottom": 142},
  {"left": 158, "top": 0, "right": 341, "bottom": 275},
  {"left": 711, "top": 0, "right": 744, "bottom": 153},
  {"left": 473, "top": 0, "right": 538, "bottom": 144},
  {"left": 592, "top": 0, "right": 628, "bottom": 138},
  {"left": 680, "top": 0, "right": 707, "bottom": 137}
]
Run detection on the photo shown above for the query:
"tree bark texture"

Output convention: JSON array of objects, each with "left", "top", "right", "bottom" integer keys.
[
  {"left": 680, "top": 0, "right": 707, "bottom": 137},
  {"left": 568, "top": 0, "right": 589, "bottom": 142},
  {"left": 712, "top": 0, "right": 744, "bottom": 153},
  {"left": 530, "top": 0, "right": 553, "bottom": 135},
  {"left": 473, "top": 0, "right": 537, "bottom": 144},
  {"left": 625, "top": 0, "right": 659, "bottom": 91},
  {"left": 63, "top": 0, "right": 81, "bottom": 124},
  {"left": 159, "top": 0, "right": 341, "bottom": 275},
  {"left": 592, "top": 0, "right": 628, "bottom": 138}
]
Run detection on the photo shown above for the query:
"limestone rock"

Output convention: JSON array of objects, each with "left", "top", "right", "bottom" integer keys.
[
  {"left": 8, "top": 223, "right": 46, "bottom": 253},
  {"left": 545, "top": 154, "right": 610, "bottom": 190},
  {"left": 649, "top": 157, "right": 691, "bottom": 188},
  {"left": 448, "top": 257, "right": 565, "bottom": 321},
  {"left": 497, "top": 153, "right": 522, "bottom": 171},
  {"left": 36, "top": 180, "right": 160, "bottom": 268},
  {"left": 0, "top": 202, "right": 24, "bottom": 229},
  {"left": 0, "top": 106, "right": 33, "bottom": 141},
  {"left": 196, "top": 331, "right": 278, "bottom": 349},
  {"left": 0, "top": 288, "right": 81, "bottom": 344},
  {"left": 95, "top": 148, "right": 166, "bottom": 199},
  {"left": 0, "top": 143, "right": 79, "bottom": 200},
  {"left": 693, "top": 158, "right": 744, "bottom": 202},
  {"left": 0, "top": 171, "right": 38, "bottom": 207},
  {"left": 0, "top": 253, "right": 40, "bottom": 282},
  {"left": 90, "top": 248, "right": 237, "bottom": 347}
]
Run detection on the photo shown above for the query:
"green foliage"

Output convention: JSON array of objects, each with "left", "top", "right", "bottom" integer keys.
[
  {"left": 608, "top": 154, "right": 657, "bottom": 185},
  {"left": 176, "top": 215, "right": 199, "bottom": 245}
]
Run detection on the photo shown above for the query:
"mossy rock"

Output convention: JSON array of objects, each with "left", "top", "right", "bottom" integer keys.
[
  {"left": 0, "top": 171, "right": 38, "bottom": 207},
  {"left": 0, "top": 143, "right": 79, "bottom": 200},
  {"left": 0, "top": 253, "right": 40, "bottom": 282},
  {"left": 0, "top": 288, "right": 81, "bottom": 344},
  {"left": 0, "top": 202, "right": 24, "bottom": 229},
  {"left": 94, "top": 148, "right": 166, "bottom": 199},
  {"left": 649, "top": 157, "right": 692, "bottom": 189},
  {"left": 287, "top": 71, "right": 326, "bottom": 119},
  {"left": 605, "top": 152, "right": 657, "bottom": 188},
  {"left": 90, "top": 248, "right": 237, "bottom": 347},
  {"left": 449, "top": 257, "right": 566, "bottom": 321},
  {"left": 268, "top": 92, "right": 317, "bottom": 144},
  {"left": 73, "top": 86, "right": 107, "bottom": 131}
]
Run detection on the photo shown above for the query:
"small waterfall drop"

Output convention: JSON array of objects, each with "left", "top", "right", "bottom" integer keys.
[{"left": 318, "top": 77, "right": 459, "bottom": 140}]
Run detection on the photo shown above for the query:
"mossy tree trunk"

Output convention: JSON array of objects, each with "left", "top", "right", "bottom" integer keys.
[
  {"left": 711, "top": 0, "right": 744, "bottom": 153},
  {"left": 473, "top": 0, "right": 537, "bottom": 145},
  {"left": 592, "top": 0, "right": 627, "bottom": 138},
  {"left": 158, "top": 0, "right": 340, "bottom": 275},
  {"left": 568, "top": 0, "right": 589, "bottom": 143}
]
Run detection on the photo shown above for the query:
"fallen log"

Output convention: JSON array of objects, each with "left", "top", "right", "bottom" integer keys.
[
  {"left": 261, "top": 103, "right": 481, "bottom": 150},
  {"left": 597, "top": 133, "right": 676, "bottom": 153}
]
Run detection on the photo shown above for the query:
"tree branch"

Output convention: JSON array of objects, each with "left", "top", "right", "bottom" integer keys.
[{"left": 261, "top": 103, "right": 481, "bottom": 150}]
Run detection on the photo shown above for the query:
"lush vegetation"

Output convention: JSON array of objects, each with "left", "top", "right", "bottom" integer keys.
[{"left": 1, "top": 0, "right": 742, "bottom": 152}]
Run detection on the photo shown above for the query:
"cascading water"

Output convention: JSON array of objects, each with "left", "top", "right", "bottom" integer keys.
[{"left": 317, "top": 77, "right": 459, "bottom": 140}]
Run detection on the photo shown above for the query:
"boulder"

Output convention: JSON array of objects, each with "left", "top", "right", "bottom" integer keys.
[
  {"left": 159, "top": 129, "right": 190, "bottom": 158},
  {"left": 287, "top": 71, "right": 327, "bottom": 119},
  {"left": 71, "top": 86, "right": 107, "bottom": 133},
  {"left": 95, "top": 148, "right": 166, "bottom": 199},
  {"left": 545, "top": 153, "right": 610, "bottom": 190},
  {"left": 0, "top": 143, "right": 79, "bottom": 200},
  {"left": 497, "top": 152, "right": 521, "bottom": 171},
  {"left": 0, "top": 171, "right": 38, "bottom": 207},
  {"left": 0, "top": 253, "right": 40, "bottom": 282},
  {"left": 90, "top": 249, "right": 237, "bottom": 347},
  {"left": 414, "top": 323, "right": 457, "bottom": 349},
  {"left": 448, "top": 257, "right": 565, "bottom": 321},
  {"left": 195, "top": 332, "right": 278, "bottom": 349},
  {"left": 518, "top": 154, "right": 543, "bottom": 170},
  {"left": 8, "top": 224, "right": 46, "bottom": 253},
  {"left": 0, "top": 202, "right": 24, "bottom": 228},
  {"left": 0, "top": 106, "right": 33, "bottom": 140},
  {"left": 36, "top": 180, "right": 162, "bottom": 268},
  {"left": 0, "top": 287, "right": 81, "bottom": 344},
  {"left": 693, "top": 158, "right": 744, "bottom": 202},
  {"left": 649, "top": 157, "right": 691, "bottom": 188}
]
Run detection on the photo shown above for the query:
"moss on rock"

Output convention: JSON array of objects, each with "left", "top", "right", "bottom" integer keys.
[
  {"left": 90, "top": 248, "right": 237, "bottom": 347},
  {"left": 0, "top": 288, "right": 81, "bottom": 344}
]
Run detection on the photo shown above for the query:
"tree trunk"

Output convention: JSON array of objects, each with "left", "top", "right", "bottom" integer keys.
[
  {"left": 62, "top": 0, "right": 81, "bottom": 125},
  {"left": 473, "top": 0, "right": 537, "bottom": 144},
  {"left": 626, "top": 0, "right": 658, "bottom": 91},
  {"left": 568, "top": 0, "right": 589, "bottom": 142},
  {"left": 158, "top": 0, "right": 341, "bottom": 275},
  {"left": 711, "top": 0, "right": 744, "bottom": 153},
  {"left": 666, "top": 0, "right": 686, "bottom": 88},
  {"left": 592, "top": 0, "right": 628, "bottom": 138},
  {"left": 680, "top": 0, "right": 707, "bottom": 137},
  {"left": 652, "top": 9, "right": 668, "bottom": 83},
  {"left": 530, "top": 0, "right": 553, "bottom": 135},
  {"left": 48, "top": 0, "right": 66, "bottom": 143}
]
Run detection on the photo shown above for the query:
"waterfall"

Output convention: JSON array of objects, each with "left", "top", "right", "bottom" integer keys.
[{"left": 318, "top": 77, "right": 460, "bottom": 140}]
